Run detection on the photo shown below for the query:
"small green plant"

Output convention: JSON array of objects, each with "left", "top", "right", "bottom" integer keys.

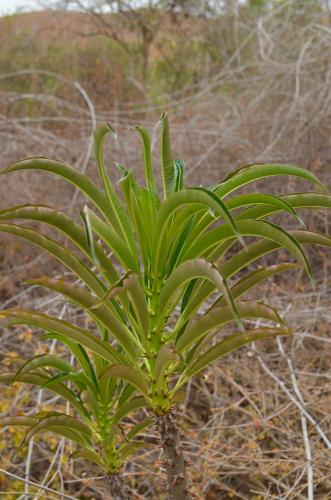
[
  {"left": 0, "top": 358, "right": 152, "bottom": 494},
  {"left": 1, "top": 115, "right": 331, "bottom": 499}
]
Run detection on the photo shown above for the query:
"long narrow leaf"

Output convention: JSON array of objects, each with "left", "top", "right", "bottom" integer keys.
[
  {"left": 86, "top": 209, "right": 139, "bottom": 272},
  {"left": 0, "top": 417, "right": 38, "bottom": 427},
  {"left": 14, "top": 354, "right": 73, "bottom": 381},
  {"left": 186, "top": 328, "right": 290, "bottom": 377},
  {"left": 71, "top": 449, "right": 105, "bottom": 467},
  {"left": 158, "top": 258, "right": 241, "bottom": 330},
  {"left": 0, "top": 309, "right": 125, "bottom": 365},
  {"left": 177, "top": 301, "right": 283, "bottom": 353},
  {"left": 0, "top": 204, "right": 119, "bottom": 284},
  {"left": 0, "top": 223, "right": 106, "bottom": 296},
  {"left": 226, "top": 193, "right": 304, "bottom": 225},
  {"left": 123, "top": 274, "right": 150, "bottom": 345},
  {"left": 211, "top": 263, "right": 298, "bottom": 309},
  {"left": 154, "top": 345, "right": 179, "bottom": 392},
  {"left": 180, "top": 231, "right": 331, "bottom": 326},
  {"left": 237, "top": 192, "right": 331, "bottom": 221},
  {"left": 0, "top": 158, "right": 116, "bottom": 224},
  {"left": 184, "top": 219, "right": 313, "bottom": 281},
  {"left": 215, "top": 163, "right": 325, "bottom": 198},
  {"left": 94, "top": 123, "right": 137, "bottom": 257},
  {"left": 222, "top": 230, "right": 331, "bottom": 280},
  {"left": 153, "top": 188, "right": 243, "bottom": 279},
  {"left": 160, "top": 113, "right": 174, "bottom": 199},
  {"left": 22, "top": 414, "right": 92, "bottom": 446},
  {"left": 102, "top": 365, "right": 150, "bottom": 400},
  {"left": 29, "top": 277, "right": 141, "bottom": 360},
  {"left": 134, "top": 126, "right": 158, "bottom": 200},
  {"left": 113, "top": 396, "right": 148, "bottom": 424},
  {"left": 0, "top": 371, "right": 85, "bottom": 415}
]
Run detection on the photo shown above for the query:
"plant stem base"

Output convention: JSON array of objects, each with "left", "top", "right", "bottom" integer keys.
[
  {"left": 157, "top": 411, "right": 192, "bottom": 500},
  {"left": 106, "top": 473, "right": 131, "bottom": 499}
]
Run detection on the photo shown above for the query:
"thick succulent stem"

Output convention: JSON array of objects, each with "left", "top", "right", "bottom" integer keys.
[
  {"left": 106, "top": 473, "right": 131, "bottom": 499},
  {"left": 157, "top": 411, "right": 191, "bottom": 500}
]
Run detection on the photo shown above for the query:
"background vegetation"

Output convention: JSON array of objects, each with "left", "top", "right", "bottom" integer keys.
[{"left": 0, "top": 0, "right": 330, "bottom": 498}]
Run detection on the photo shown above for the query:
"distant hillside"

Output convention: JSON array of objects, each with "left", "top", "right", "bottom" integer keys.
[
  {"left": 0, "top": 8, "right": 209, "bottom": 105},
  {"left": 0, "top": 9, "right": 206, "bottom": 50},
  {"left": 1, "top": 10, "right": 112, "bottom": 43}
]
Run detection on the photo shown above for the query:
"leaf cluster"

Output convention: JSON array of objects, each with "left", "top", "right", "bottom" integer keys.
[{"left": 1, "top": 115, "right": 330, "bottom": 472}]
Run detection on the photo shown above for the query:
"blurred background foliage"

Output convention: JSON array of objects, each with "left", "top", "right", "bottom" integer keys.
[{"left": 0, "top": 1, "right": 328, "bottom": 107}]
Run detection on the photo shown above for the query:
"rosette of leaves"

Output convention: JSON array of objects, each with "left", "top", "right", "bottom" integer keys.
[
  {"left": 0, "top": 353, "right": 152, "bottom": 498},
  {"left": 1, "top": 115, "right": 331, "bottom": 499}
]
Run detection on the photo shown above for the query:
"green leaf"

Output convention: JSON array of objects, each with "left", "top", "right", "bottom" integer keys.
[
  {"left": 174, "top": 159, "right": 184, "bottom": 191},
  {"left": 0, "top": 223, "right": 106, "bottom": 297},
  {"left": 130, "top": 189, "right": 152, "bottom": 269},
  {"left": 184, "top": 231, "right": 331, "bottom": 322},
  {"left": 194, "top": 187, "right": 244, "bottom": 244},
  {"left": 237, "top": 192, "right": 331, "bottom": 221},
  {"left": 0, "top": 309, "right": 124, "bottom": 365},
  {"left": 215, "top": 163, "right": 325, "bottom": 198},
  {"left": 21, "top": 414, "right": 92, "bottom": 446},
  {"left": 186, "top": 328, "right": 290, "bottom": 378},
  {"left": 71, "top": 449, "right": 105, "bottom": 467},
  {"left": 102, "top": 365, "right": 150, "bottom": 399},
  {"left": 160, "top": 113, "right": 174, "bottom": 198},
  {"left": 119, "top": 440, "right": 150, "bottom": 460},
  {"left": 123, "top": 274, "right": 150, "bottom": 345},
  {"left": 86, "top": 208, "right": 139, "bottom": 272},
  {"left": 118, "top": 383, "right": 136, "bottom": 407},
  {"left": 154, "top": 344, "right": 179, "bottom": 392},
  {"left": 185, "top": 219, "right": 313, "bottom": 282},
  {"left": 13, "top": 354, "right": 73, "bottom": 381},
  {"left": 116, "top": 164, "right": 138, "bottom": 219},
  {"left": 155, "top": 344, "right": 179, "bottom": 380},
  {"left": 42, "top": 371, "right": 94, "bottom": 393},
  {"left": 177, "top": 191, "right": 302, "bottom": 260},
  {"left": 117, "top": 173, "right": 151, "bottom": 269},
  {"left": 0, "top": 371, "right": 85, "bottom": 415},
  {"left": 0, "top": 417, "right": 38, "bottom": 427},
  {"left": 126, "top": 416, "right": 154, "bottom": 441},
  {"left": 0, "top": 157, "right": 116, "bottom": 224},
  {"left": 211, "top": 263, "right": 298, "bottom": 309},
  {"left": 226, "top": 193, "right": 304, "bottom": 225},
  {"left": 80, "top": 205, "right": 101, "bottom": 267},
  {"left": 43, "top": 426, "right": 92, "bottom": 447},
  {"left": 222, "top": 230, "right": 331, "bottom": 280},
  {"left": 113, "top": 396, "right": 148, "bottom": 424},
  {"left": 36, "top": 335, "right": 98, "bottom": 387},
  {"left": 0, "top": 204, "right": 118, "bottom": 284},
  {"left": 80, "top": 389, "right": 99, "bottom": 418},
  {"left": 167, "top": 216, "right": 195, "bottom": 274},
  {"left": 180, "top": 277, "right": 198, "bottom": 314},
  {"left": 30, "top": 277, "right": 141, "bottom": 360},
  {"left": 177, "top": 301, "right": 283, "bottom": 353},
  {"left": 87, "top": 271, "right": 132, "bottom": 318},
  {"left": 138, "top": 188, "right": 154, "bottom": 249},
  {"left": 94, "top": 123, "right": 137, "bottom": 257},
  {"left": 153, "top": 188, "right": 243, "bottom": 278},
  {"left": 134, "top": 126, "right": 158, "bottom": 200},
  {"left": 158, "top": 258, "right": 241, "bottom": 330}
]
